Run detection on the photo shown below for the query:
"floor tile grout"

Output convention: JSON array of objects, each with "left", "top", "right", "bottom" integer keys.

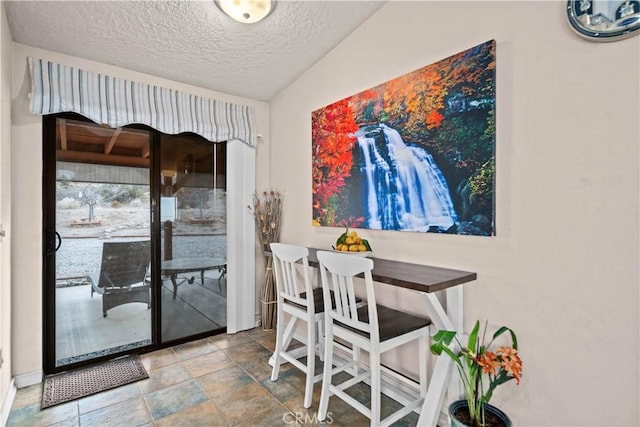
[{"left": 8, "top": 327, "right": 419, "bottom": 427}]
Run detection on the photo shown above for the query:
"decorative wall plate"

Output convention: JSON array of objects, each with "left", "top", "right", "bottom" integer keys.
[{"left": 567, "top": 0, "right": 640, "bottom": 41}]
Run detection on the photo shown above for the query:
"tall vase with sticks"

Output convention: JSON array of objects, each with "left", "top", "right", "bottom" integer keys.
[{"left": 249, "top": 190, "right": 283, "bottom": 331}]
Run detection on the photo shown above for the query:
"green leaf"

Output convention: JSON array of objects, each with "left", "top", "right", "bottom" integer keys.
[
  {"left": 361, "top": 238, "right": 372, "bottom": 251},
  {"left": 431, "top": 330, "right": 456, "bottom": 349},
  {"left": 336, "top": 228, "right": 349, "bottom": 246},
  {"left": 439, "top": 346, "right": 465, "bottom": 370},
  {"left": 492, "top": 325, "right": 518, "bottom": 350},
  {"left": 468, "top": 320, "right": 480, "bottom": 353}
]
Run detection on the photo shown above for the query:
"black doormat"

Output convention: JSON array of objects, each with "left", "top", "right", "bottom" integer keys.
[{"left": 41, "top": 355, "right": 149, "bottom": 409}]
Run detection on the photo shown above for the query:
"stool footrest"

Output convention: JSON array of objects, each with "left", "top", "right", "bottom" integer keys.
[
  {"left": 333, "top": 371, "right": 370, "bottom": 392},
  {"left": 330, "top": 387, "right": 371, "bottom": 419}
]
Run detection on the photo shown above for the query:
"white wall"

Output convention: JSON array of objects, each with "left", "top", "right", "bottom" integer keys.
[
  {"left": 0, "top": 1, "right": 14, "bottom": 422},
  {"left": 10, "top": 42, "right": 270, "bottom": 380},
  {"left": 269, "top": 2, "right": 639, "bottom": 426}
]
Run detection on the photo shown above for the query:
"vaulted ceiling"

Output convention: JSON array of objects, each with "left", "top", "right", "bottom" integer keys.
[{"left": 4, "top": 1, "right": 385, "bottom": 101}]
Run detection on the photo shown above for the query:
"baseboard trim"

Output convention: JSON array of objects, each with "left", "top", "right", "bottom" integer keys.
[
  {"left": 14, "top": 370, "right": 43, "bottom": 388},
  {"left": 255, "top": 314, "right": 261, "bottom": 328},
  {"left": 1, "top": 378, "right": 16, "bottom": 426}
]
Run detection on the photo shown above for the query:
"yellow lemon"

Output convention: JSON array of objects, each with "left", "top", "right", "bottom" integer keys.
[
  {"left": 358, "top": 244, "right": 366, "bottom": 252},
  {"left": 350, "top": 231, "right": 357, "bottom": 239},
  {"left": 349, "top": 245, "right": 359, "bottom": 252},
  {"left": 345, "top": 237, "right": 354, "bottom": 245}
]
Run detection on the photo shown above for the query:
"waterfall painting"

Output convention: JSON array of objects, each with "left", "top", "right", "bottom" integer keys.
[{"left": 311, "top": 40, "right": 495, "bottom": 236}]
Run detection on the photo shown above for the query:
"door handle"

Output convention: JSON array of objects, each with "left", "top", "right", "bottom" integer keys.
[{"left": 45, "top": 230, "right": 60, "bottom": 255}]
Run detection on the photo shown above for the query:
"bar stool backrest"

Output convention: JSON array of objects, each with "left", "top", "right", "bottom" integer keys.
[
  {"left": 270, "top": 243, "right": 314, "bottom": 313},
  {"left": 316, "top": 250, "right": 379, "bottom": 343}
]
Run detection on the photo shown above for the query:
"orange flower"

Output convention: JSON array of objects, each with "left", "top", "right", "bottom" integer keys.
[
  {"left": 477, "top": 351, "right": 498, "bottom": 375},
  {"left": 498, "top": 346, "right": 523, "bottom": 384}
]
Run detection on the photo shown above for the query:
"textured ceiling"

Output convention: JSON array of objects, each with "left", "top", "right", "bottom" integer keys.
[{"left": 4, "top": 1, "right": 385, "bottom": 101}]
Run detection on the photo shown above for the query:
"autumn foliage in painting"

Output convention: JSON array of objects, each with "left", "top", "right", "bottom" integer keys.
[
  {"left": 312, "top": 40, "right": 496, "bottom": 234},
  {"left": 311, "top": 98, "right": 359, "bottom": 226}
]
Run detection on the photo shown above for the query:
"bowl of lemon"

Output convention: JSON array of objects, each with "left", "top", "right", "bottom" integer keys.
[{"left": 332, "top": 228, "right": 373, "bottom": 257}]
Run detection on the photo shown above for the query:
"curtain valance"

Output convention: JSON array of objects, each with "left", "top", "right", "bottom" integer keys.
[{"left": 28, "top": 57, "right": 257, "bottom": 146}]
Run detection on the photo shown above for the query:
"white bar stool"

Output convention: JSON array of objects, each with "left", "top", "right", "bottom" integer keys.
[
  {"left": 269, "top": 243, "right": 325, "bottom": 408},
  {"left": 316, "top": 250, "right": 431, "bottom": 426}
]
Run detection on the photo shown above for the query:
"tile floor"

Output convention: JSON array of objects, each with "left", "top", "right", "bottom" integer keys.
[{"left": 7, "top": 327, "right": 420, "bottom": 426}]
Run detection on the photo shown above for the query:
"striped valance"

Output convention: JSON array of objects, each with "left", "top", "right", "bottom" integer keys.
[{"left": 28, "top": 57, "right": 257, "bottom": 146}]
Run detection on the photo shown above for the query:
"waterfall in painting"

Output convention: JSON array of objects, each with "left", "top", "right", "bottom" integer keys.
[{"left": 356, "top": 124, "right": 458, "bottom": 232}]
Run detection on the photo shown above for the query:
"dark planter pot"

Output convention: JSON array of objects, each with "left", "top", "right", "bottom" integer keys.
[{"left": 449, "top": 399, "right": 512, "bottom": 427}]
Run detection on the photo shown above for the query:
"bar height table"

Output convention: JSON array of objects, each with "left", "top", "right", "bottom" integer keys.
[{"left": 306, "top": 248, "right": 477, "bottom": 426}]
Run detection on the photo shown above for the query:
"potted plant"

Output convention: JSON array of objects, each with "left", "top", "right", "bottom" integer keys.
[{"left": 430, "top": 320, "right": 523, "bottom": 427}]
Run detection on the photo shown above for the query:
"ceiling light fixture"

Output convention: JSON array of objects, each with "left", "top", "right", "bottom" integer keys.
[{"left": 217, "top": 0, "right": 273, "bottom": 24}]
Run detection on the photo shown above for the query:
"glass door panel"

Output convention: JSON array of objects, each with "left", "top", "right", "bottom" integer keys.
[
  {"left": 159, "top": 135, "right": 227, "bottom": 342},
  {"left": 45, "top": 115, "right": 228, "bottom": 371},
  {"left": 52, "top": 118, "right": 153, "bottom": 367}
]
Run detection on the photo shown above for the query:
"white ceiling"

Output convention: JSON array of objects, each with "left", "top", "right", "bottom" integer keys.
[{"left": 3, "top": 1, "right": 385, "bottom": 101}]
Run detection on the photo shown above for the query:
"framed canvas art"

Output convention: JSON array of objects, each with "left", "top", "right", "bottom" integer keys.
[{"left": 312, "top": 40, "right": 496, "bottom": 236}]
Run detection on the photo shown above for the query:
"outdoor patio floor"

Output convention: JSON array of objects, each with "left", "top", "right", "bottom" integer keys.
[{"left": 55, "top": 270, "right": 226, "bottom": 366}]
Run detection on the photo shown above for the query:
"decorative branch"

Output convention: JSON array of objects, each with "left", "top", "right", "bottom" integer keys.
[{"left": 248, "top": 189, "right": 284, "bottom": 252}]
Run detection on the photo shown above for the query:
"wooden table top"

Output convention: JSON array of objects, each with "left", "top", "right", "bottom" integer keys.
[{"left": 307, "top": 248, "right": 476, "bottom": 293}]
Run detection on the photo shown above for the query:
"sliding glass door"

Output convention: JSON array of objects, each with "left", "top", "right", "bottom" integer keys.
[
  {"left": 158, "top": 135, "right": 227, "bottom": 342},
  {"left": 44, "top": 117, "right": 153, "bottom": 369},
  {"left": 44, "top": 114, "right": 227, "bottom": 373}
]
